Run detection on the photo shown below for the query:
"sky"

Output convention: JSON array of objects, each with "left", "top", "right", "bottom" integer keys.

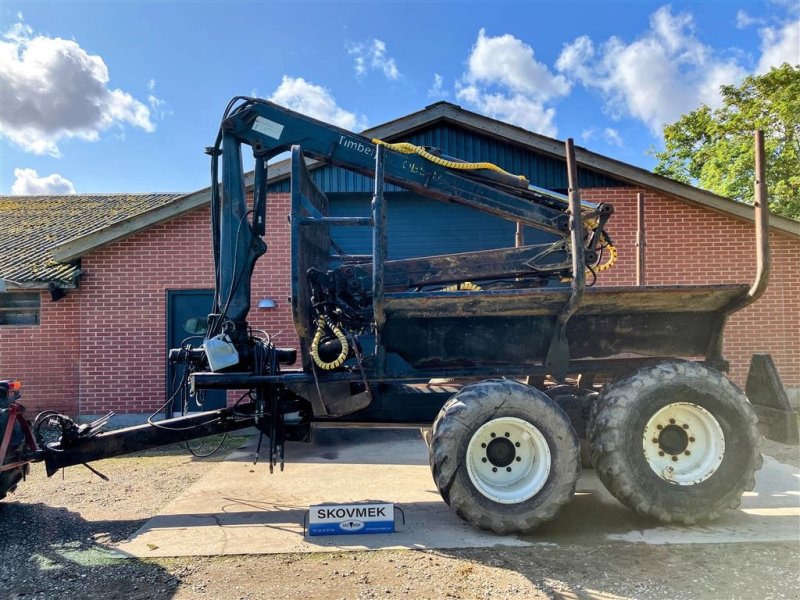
[{"left": 1, "top": 0, "right": 798, "bottom": 196}]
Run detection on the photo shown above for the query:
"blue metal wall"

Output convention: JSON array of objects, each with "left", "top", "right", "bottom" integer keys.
[
  {"left": 327, "top": 193, "right": 557, "bottom": 259},
  {"left": 268, "top": 122, "right": 627, "bottom": 193},
  {"left": 269, "top": 121, "right": 626, "bottom": 259}
]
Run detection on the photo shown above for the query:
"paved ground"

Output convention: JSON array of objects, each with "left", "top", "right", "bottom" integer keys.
[
  {"left": 3, "top": 430, "right": 799, "bottom": 599},
  {"left": 116, "top": 429, "right": 800, "bottom": 558}
]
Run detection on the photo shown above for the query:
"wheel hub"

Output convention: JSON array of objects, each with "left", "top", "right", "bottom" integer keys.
[
  {"left": 642, "top": 402, "right": 725, "bottom": 485},
  {"left": 486, "top": 437, "right": 516, "bottom": 467},
  {"left": 466, "top": 417, "right": 551, "bottom": 504},
  {"left": 658, "top": 424, "right": 689, "bottom": 455}
]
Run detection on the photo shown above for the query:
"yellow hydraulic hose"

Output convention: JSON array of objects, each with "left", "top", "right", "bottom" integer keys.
[
  {"left": 310, "top": 316, "right": 349, "bottom": 370},
  {"left": 372, "top": 139, "right": 528, "bottom": 183},
  {"left": 594, "top": 233, "right": 617, "bottom": 274},
  {"left": 441, "top": 281, "right": 482, "bottom": 291}
]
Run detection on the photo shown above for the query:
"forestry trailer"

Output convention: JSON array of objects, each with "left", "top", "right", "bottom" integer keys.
[{"left": 2, "top": 98, "right": 794, "bottom": 533}]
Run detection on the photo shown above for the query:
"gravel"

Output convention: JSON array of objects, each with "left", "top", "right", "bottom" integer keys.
[{"left": 1, "top": 434, "right": 799, "bottom": 600}]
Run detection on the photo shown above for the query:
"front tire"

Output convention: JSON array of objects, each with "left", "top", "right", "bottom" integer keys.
[
  {"left": 589, "top": 360, "right": 762, "bottom": 524},
  {"left": 429, "top": 379, "right": 580, "bottom": 534}
]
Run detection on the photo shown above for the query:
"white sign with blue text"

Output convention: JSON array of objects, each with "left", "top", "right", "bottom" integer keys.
[{"left": 308, "top": 502, "right": 394, "bottom": 536}]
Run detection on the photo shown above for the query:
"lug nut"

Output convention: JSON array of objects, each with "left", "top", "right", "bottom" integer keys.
[
  {"left": 689, "top": 437, "right": 695, "bottom": 442},
  {"left": 492, "top": 467, "right": 497, "bottom": 473},
  {"left": 516, "top": 456, "right": 522, "bottom": 462},
  {"left": 657, "top": 425, "right": 663, "bottom": 430},
  {"left": 515, "top": 442, "right": 521, "bottom": 447},
  {"left": 659, "top": 451, "right": 665, "bottom": 456},
  {"left": 669, "top": 418, "right": 676, "bottom": 424},
  {"left": 481, "top": 443, "right": 486, "bottom": 448},
  {"left": 490, "top": 433, "right": 496, "bottom": 438},
  {"left": 482, "top": 458, "right": 487, "bottom": 463},
  {"left": 652, "top": 438, "right": 659, "bottom": 444},
  {"left": 682, "top": 424, "right": 689, "bottom": 429},
  {"left": 671, "top": 456, "right": 678, "bottom": 462},
  {"left": 685, "top": 450, "right": 691, "bottom": 456},
  {"left": 506, "top": 467, "right": 512, "bottom": 472},
  {"left": 504, "top": 432, "right": 510, "bottom": 437}
]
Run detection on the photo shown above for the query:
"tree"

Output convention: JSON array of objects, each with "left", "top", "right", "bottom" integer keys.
[{"left": 654, "top": 63, "right": 800, "bottom": 220}]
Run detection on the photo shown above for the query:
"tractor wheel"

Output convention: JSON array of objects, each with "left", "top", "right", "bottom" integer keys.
[
  {"left": 589, "top": 360, "right": 763, "bottom": 524},
  {"left": 429, "top": 379, "right": 580, "bottom": 533}
]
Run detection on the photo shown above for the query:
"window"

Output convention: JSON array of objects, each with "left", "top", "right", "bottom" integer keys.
[{"left": 0, "top": 292, "right": 41, "bottom": 326}]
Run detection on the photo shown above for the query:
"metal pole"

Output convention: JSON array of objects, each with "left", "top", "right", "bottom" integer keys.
[
  {"left": 545, "top": 138, "right": 585, "bottom": 381},
  {"left": 372, "top": 145, "right": 387, "bottom": 375},
  {"left": 727, "top": 130, "right": 770, "bottom": 312},
  {"left": 749, "top": 129, "right": 770, "bottom": 301},
  {"left": 636, "top": 192, "right": 645, "bottom": 286},
  {"left": 562, "top": 137, "right": 586, "bottom": 317}
]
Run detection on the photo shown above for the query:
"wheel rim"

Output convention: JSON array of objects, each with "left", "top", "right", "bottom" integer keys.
[
  {"left": 466, "top": 417, "right": 551, "bottom": 504},
  {"left": 642, "top": 402, "right": 725, "bottom": 485}
]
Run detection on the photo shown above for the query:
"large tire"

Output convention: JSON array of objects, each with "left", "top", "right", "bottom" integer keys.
[
  {"left": 589, "top": 360, "right": 763, "bottom": 524},
  {"left": 429, "top": 379, "right": 580, "bottom": 534}
]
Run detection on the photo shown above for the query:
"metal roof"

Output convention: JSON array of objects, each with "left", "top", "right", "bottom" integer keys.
[{"left": 0, "top": 193, "right": 185, "bottom": 289}]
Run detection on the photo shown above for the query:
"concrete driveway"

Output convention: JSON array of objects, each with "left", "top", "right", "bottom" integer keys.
[{"left": 116, "top": 429, "right": 800, "bottom": 558}]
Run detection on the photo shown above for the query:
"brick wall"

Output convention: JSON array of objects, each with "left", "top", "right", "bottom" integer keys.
[
  {"left": 0, "top": 290, "right": 81, "bottom": 414},
  {"left": 76, "top": 194, "right": 294, "bottom": 415},
  {"left": 4, "top": 187, "right": 797, "bottom": 415},
  {"left": 583, "top": 188, "right": 799, "bottom": 389}
]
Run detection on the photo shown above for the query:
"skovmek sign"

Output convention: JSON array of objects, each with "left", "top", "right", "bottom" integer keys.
[{"left": 308, "top": 503, "right": 395, "bottom": 536}]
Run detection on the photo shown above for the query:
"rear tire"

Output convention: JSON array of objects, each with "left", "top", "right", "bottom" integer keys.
[
  {"left": 589, "top": 360, "right": 762, "bottom": 524},
  {"left": 430, "top": 379, "right": 580, "bottom": 533}
]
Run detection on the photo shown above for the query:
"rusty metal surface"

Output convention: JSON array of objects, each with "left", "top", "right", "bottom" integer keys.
[
  {"left": 382, "top": 284, "right": 749, "bottom": 318},
  {"left": 378, "top": 284, "right": 749, "bottom": 369}
]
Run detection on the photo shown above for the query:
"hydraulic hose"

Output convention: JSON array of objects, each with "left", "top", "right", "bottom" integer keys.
[
  {"left": 372, "top": 139, "right": 527, "bottom": 182},
  {"left": 595, "top": 234, "right": 617, "bottom": 274},
  {"left": 310, "top": 316, "right": 349, "bottom": 370},
  {"left": 441, "top": 281, "right": 482, "bottom": 291}
]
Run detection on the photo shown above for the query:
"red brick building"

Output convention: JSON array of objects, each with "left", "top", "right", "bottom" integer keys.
[{"left": 1, "top": 102, "right": 798, "bottom": 417}]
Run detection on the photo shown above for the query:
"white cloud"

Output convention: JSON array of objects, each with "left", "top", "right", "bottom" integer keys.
[
  {"left": 347, "top": 39, "right": 401, "bottom": 80},
  {"left": 556, "top": 6, "right": 748, "bottom": 134},
  {"left": 581, "top": 127, "right": 596, "bottom": 142},
  {"left": 736, "top": 10, "right": 763, "bottom": 29},
  {"left": 147, "top": 79, "right": 172, "bottom": 119},
  {"left": 11, "top": 168, "right": 76, "bottom": 195},
  {"left": 465, "top": 29, "right": 571, "bottom": 101},
  {"left": 603, "top": 127, "right": 623, "bottom": 146},
  {"left": 268, "top": 76, "right": 367, "bottom": 131},
  {"left": 456, "top": 29, "right": 570, "bottom": 136},
  {"left": 428, "top": 73, "right": 447, "bottom": 98},
  {"left": 0, "top": 21, "right": 155, "bottom": 156},
  {"left": 756, "top": 18, "right": 800, "bottom": 73},
  {"left": 456, "top": 85, "right": 559, "bottom": 137}
]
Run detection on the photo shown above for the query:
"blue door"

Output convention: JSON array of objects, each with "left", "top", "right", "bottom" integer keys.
[{"left": 166, "top": 290, "right": 227, "bottom": 414}]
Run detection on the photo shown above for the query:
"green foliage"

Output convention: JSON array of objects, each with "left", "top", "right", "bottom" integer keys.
[{"left": 654, "top": 63, "right": 800, "bottom": 220}]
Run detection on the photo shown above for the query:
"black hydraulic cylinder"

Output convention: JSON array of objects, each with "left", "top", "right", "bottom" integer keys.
[{"left": 43, "top": 408, "right": 255, "bottom": 476}]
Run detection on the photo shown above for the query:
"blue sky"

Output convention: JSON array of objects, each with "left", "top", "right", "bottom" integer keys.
[{"left": 1, "top": 1, "right": 798, "bottom": 195}]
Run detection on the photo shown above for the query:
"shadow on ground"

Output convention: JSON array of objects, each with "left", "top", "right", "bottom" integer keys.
[{"left": 0, "top": 501, "right": 179, "bottom": 599}]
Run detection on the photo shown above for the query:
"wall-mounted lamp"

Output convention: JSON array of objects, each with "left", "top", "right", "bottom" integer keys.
[
  {"left": 257, "top": 298, "right": 277, "bottom": 309},
  {"left": 49, "top": 283, "right": 67, "bottom": 302}
]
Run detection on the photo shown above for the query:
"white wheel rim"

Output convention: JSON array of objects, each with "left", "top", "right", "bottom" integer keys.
[
  {"left": 466, "top": 417, "right": 551, "bottom": 504},
  {"left": 642, "top": 402, "right": 725, "bottom": 485}
]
